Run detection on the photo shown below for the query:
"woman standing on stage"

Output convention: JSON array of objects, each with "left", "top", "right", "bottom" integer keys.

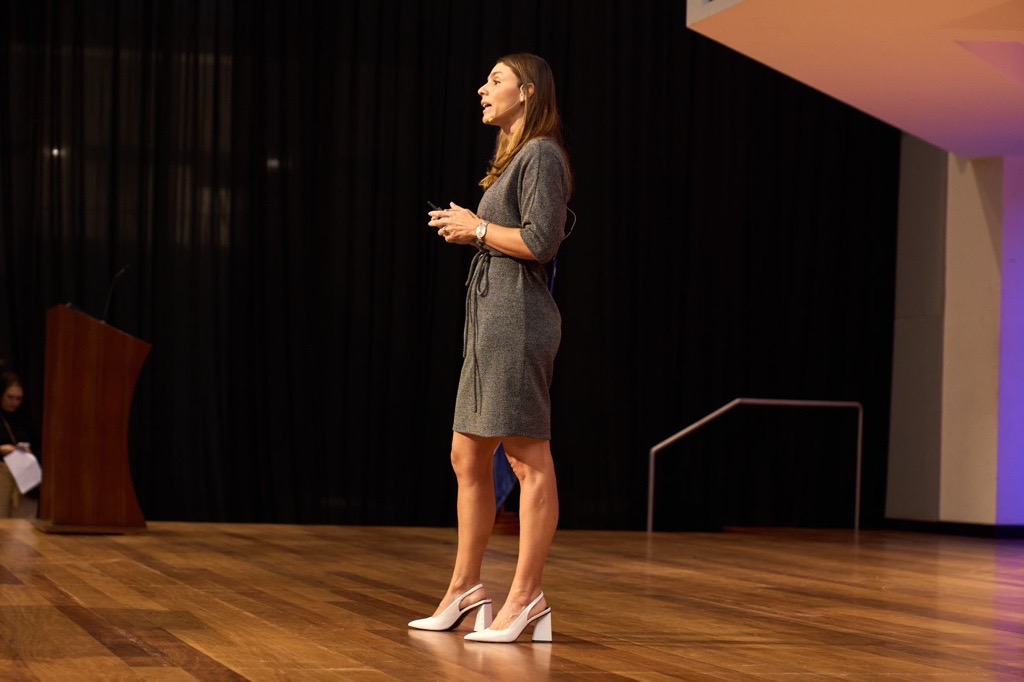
[{"left": 411, "top": 53, "right": 571, "bottom": 643}]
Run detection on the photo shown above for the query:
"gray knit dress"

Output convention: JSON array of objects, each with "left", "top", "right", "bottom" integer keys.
[{"left": 453, "top": 137, "right": 569, "bottom": 440}]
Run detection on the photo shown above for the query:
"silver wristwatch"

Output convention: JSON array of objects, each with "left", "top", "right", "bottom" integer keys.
[{"left": 475, "top": 221, "right": 489, "bottom": 249}]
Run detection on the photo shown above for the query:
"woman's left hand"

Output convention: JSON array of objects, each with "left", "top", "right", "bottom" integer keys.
[{"left": 428, "top": 202, "right": 480, "bottom": 245}]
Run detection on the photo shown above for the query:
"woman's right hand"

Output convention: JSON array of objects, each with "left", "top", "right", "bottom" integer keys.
[{"left": 0, "top": 445, "right": 14, "bottom": 455}]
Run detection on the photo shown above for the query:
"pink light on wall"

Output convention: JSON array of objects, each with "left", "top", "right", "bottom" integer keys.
[
  {"left": 957, "top": 41, "right": 1024, "bottom": 90},
  {"left": 998, "top": 156, "right": 1024, "bottom": 525}
]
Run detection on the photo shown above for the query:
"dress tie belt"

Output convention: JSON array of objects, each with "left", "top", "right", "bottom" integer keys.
[{"left": 464, "top": 249, "right": 495, "bottom": 413}]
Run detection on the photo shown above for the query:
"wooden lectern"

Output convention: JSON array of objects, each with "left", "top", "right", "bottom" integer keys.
[{"left": 37, "top": 304, "right": 151, "bottom": 533}]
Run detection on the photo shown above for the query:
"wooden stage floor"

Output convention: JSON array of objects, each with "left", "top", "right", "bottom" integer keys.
[{"left": 0, "top": 521, "right": 1021, "bottom": 680}]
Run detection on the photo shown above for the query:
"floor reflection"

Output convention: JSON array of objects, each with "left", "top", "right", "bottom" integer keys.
[
  {"left": 406, "top": 628, "right": 552, "bottom": 679},
  {"left": 991, "top": 543, "right": 1024, "bottom": 672}
]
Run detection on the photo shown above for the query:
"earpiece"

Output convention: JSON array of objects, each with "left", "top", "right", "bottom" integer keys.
[{"left": 486, "top": 83, "right": 533, "bottom": 123}]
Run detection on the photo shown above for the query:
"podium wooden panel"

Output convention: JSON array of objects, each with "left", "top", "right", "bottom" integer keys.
[{"left": 37, "top": 304, "right": 151, "bottom": 533}]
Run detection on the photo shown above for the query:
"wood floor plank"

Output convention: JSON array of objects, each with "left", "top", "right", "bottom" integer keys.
[
  {"left": 0, "top": 520, "right": 1023, "bottom": 678},
  {"left": 0, "top": 605, "right": 114, "bottom": 663}
]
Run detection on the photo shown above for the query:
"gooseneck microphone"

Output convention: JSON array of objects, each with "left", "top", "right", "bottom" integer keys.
[{"left": 102, "top": 264, "right": 132, "bottom": 323}]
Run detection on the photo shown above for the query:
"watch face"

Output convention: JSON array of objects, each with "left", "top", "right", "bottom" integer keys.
[{"left": 476, "top": 224, "right": 486, "bottom": 238}]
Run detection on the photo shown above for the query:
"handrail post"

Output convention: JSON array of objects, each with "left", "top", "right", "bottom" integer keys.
[
  {"left": 647, "top": 398, "right": 742, "bottom": 533},
  {"left": 855, "top": 404, "right": 863, "bottom": 534},
  {"left": 647, "top": 446, "right": 656, "bottom": 534},
  {"left": 647, "top": 398, "right": 863, "bottom": 534}
]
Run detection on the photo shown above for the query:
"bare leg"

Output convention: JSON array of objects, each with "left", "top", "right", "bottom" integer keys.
[
  {"left": 489, "top": 436, "right": 558, "bottom": 629},
  {"left": 432, "top": 431, "right": 501, "bottom": 615}
]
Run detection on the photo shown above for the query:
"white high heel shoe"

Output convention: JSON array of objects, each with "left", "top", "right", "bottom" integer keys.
[
  {"left": 464, "top": 591, "right": 552, "bottom": 643},
  {"left": 408, "top": 584, "right": 493, "bottom": 632}
]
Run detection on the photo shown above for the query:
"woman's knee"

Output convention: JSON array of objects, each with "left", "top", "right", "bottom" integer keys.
[
  {"left": 451, "top": 448, "right": 483, "bottom": 478},
  {"left": 450, "top": 434, "right": 496, "bottom": 481},
  {"left": 503, "top": 439, "right": 555, "bottom": 483}
]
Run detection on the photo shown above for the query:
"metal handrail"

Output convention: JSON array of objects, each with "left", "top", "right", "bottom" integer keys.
[{"left": 647, "top": 398, "right": 864, "bottom": 533}]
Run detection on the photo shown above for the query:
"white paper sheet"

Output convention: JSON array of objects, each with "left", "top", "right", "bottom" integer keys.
[{"left": 4, "top": 448, "right": 42, "bottom": 494}]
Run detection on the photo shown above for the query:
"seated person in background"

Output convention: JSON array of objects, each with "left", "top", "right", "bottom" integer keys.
[{"left": 0, "top": 371, "right": 36, "bottom": 517}]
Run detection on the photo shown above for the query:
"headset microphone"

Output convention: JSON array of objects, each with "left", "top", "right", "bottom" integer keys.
[
  {"left": 486, "top": 99, "right": 522, "bottom": 123},
  {"left": 485, "top": 84, "right": 529, "bottom": 123}
]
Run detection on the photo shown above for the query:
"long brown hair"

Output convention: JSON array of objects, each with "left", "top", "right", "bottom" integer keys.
[{"left": 480, "top": 53, "right": 573, "bottom": 198}]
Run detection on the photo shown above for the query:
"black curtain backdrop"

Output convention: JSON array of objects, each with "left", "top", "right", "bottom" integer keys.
[{"left": 0, "top": 0, "right": 900, "bottom": 530}]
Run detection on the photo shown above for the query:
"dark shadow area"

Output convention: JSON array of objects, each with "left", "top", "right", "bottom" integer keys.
[{"left": 0, "top": 0, "right": 899, "bottom": 528}]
